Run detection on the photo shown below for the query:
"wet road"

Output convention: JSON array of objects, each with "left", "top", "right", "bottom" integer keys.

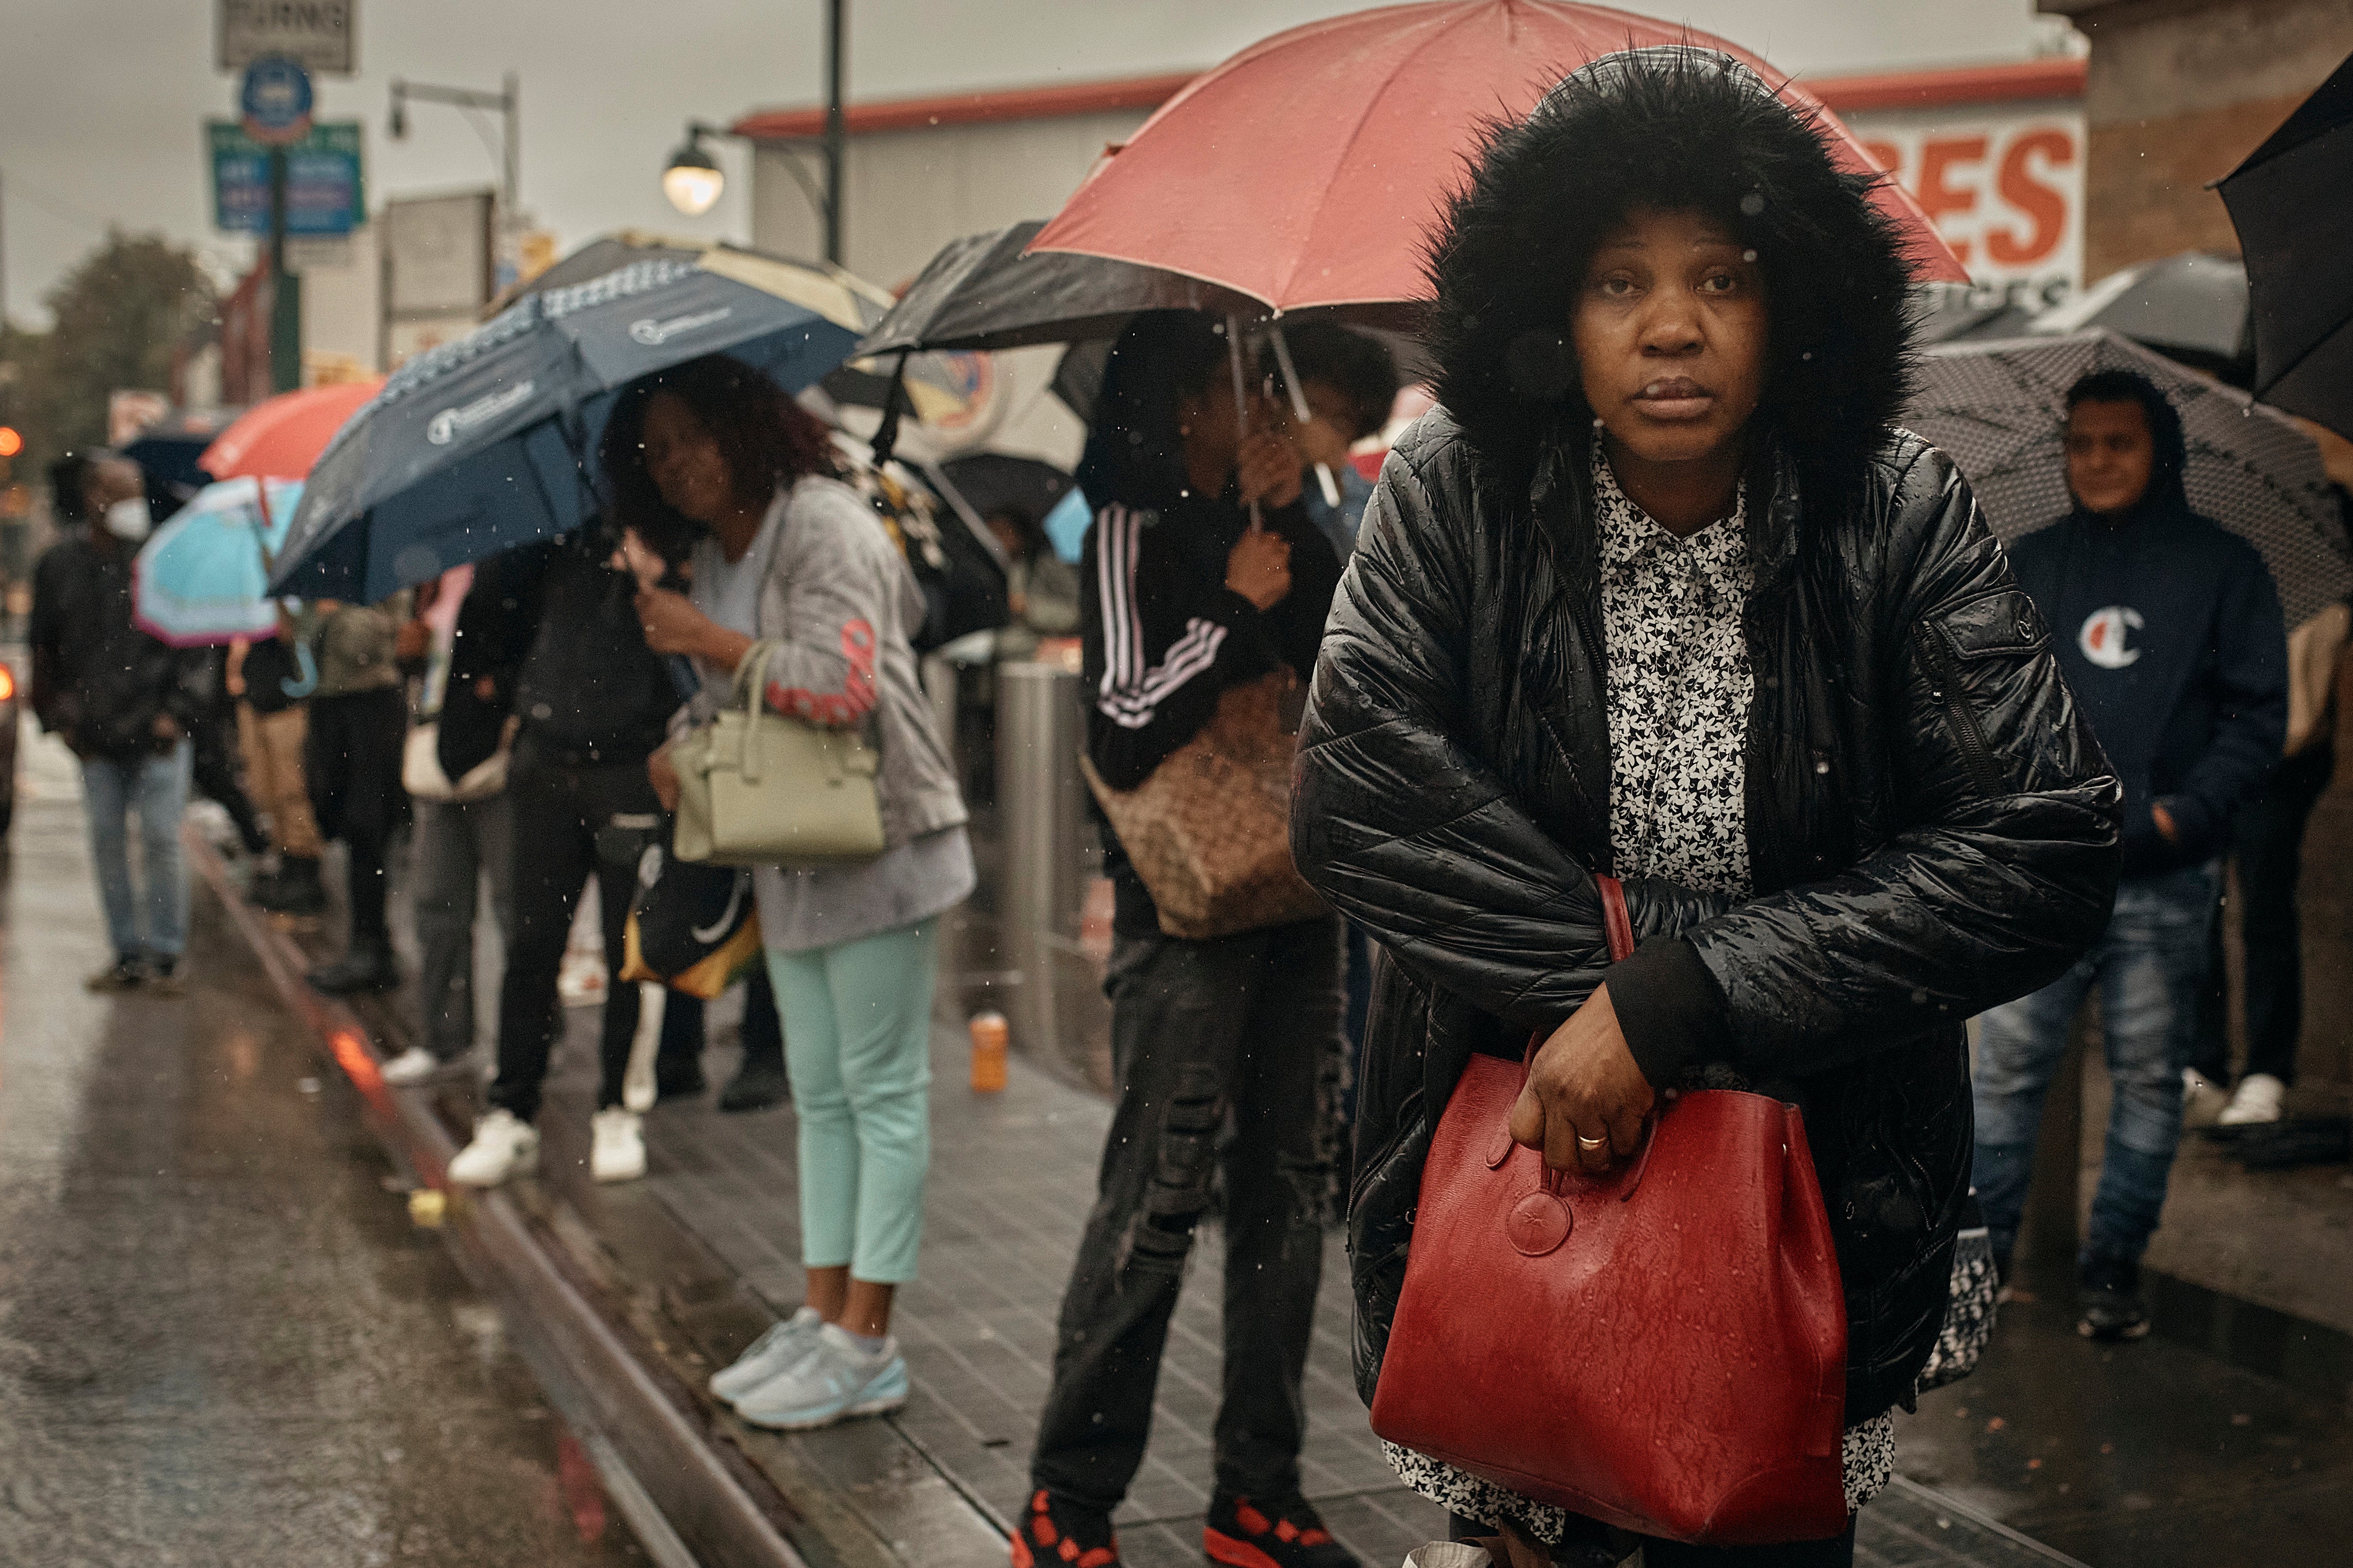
[{"left": 0, "top": 733, "right": 650, "bottom": 1566}]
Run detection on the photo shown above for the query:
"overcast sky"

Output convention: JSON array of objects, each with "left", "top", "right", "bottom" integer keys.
[{"left": 0, "top": 0, "right": 2069, "bottom": 327}]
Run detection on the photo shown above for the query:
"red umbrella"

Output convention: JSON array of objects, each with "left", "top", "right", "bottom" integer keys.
[
  {"left": 199, "top": 379, "right": 384, "bottom": 480},
  {"left": 1030, "top": 1, "right": 1968, "bottom": 311}
]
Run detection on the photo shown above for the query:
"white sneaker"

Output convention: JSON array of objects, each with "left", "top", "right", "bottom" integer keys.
[
  {"left": 2182, "top": 1067, "right": 2229, "bottom": 1128},
  {"left": 590, "top": 1106, "right": 647, "bottom": 1183},
  {"left": 709, "top": 1306, "right": 826, "bottom": 1403},
  {"left": 734, "top": 1323, "right": 908, "bottom": 1430},
  {"left": 448, "top": 1109, "right": 541, "bottom": 1187},
  {"left": 380, "top": 1047, "right": 447, "bottom": 1086},
  {"left": 2217, "top": 1072, "right": 2286, "bottom": 1127}
]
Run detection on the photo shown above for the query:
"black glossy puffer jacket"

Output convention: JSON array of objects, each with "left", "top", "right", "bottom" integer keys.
[{"left": 1288, "top": 48, "right": 2124, "bottom": 1428}]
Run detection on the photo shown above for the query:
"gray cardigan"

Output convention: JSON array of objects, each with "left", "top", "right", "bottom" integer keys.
[{"left": 680, "top": 476, "right": 968, "bottom": 850}]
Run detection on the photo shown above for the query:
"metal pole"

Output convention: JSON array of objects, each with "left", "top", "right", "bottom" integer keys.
[
  {"left": 503, "top": 70, "right": 522, "bottom": 267},
  {"left": 824, "top": 0, "right": 846, "bottom": 264},
  {"left": 269, "top": 146, "right": 301, "bottom": 394}
]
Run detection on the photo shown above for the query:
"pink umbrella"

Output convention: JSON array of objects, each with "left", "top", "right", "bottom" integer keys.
[{"left": 1029, "top": 1, "right": 1967, "bottom": 311}]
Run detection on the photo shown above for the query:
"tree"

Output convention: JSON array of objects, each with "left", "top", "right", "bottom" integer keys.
[{"left": 7, "top": 231, "right": 216, "bottom": 470}]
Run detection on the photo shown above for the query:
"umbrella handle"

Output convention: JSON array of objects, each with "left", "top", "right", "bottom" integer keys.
[
  {"left": 869, "top": 351, "right": 913, "bottom": 468},
  {"left": 1268, "top": 325, "right": 1343, "bottom": 509},
  {"left": 1226, "top": 316, "right": 1261, "bottom": 532},
  {"left": 251, "top": 476, "right": 278, "bottom": 575}
]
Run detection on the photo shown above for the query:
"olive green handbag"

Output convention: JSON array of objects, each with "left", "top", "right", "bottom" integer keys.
[{"left": 671, "top": 639, "right": 887, "bottom": 867}]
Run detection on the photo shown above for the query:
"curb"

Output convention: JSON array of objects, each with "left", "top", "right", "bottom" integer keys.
[{"left": 189, "top": 830, "right": 812, "bottom": 1568}]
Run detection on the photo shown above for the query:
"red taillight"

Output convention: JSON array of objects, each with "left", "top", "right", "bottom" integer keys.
[{"left": 0, "top": 666, "right": 17, "bottom": 702}]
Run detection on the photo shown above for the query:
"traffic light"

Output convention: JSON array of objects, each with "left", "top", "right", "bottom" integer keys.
[{"left": 0, "top": 427, "right": 20, "bottom": 458}]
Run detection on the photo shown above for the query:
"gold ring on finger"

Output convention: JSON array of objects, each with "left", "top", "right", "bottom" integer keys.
[{"left": 1576, "top": 1134, "right": 1608, "bottom": 1150}]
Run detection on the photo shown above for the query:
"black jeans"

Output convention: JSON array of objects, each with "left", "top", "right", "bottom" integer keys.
[
  {"left": 488, "top": 740, "right": 673, "bottom": 1121},
  {"left": 1031, "top": 917, "right": 1341, "bottom": 1513},
  {"left": 2192, "top": 744, "right": 2334, "bottom": 1086},
  {"left": 1449, "top": 1512, "right": 1856, "bottom": 1567},
  {"left": 306, "top": 687, "right": 408, "bottom": 949}
]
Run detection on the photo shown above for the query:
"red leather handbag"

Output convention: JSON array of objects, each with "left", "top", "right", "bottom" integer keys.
[{"left": 1368, "top": 877, "right": 1849, "bottom": 1546}]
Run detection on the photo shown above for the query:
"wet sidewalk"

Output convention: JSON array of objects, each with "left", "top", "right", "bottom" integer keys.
[{"left": 215, "top": 834, "right": 2353, "bottom": 1568}]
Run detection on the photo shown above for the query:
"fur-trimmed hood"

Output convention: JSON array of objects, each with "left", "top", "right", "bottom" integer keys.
[{"left": 1423, "top": 46, "right": 1916, "bottom": 508}]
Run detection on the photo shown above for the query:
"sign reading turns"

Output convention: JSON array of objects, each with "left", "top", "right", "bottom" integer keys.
[{"left": 217, "top": 0, "right": 356, "bottom": 76}]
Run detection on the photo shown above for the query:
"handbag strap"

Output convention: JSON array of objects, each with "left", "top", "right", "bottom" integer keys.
[
  {"left": 1596, "top": 873, "right": 1635, "bottom": 963},
  {"left": 1517, "top": 870, "right": 1657, "bottom": 1199}
]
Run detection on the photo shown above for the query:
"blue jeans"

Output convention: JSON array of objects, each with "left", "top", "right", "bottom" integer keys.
[
  {"left": 82, "top": 742, "right": 194, "bottom": 963},
  {"left": 1972, "top": 862, "right": 2221, "bottom": 1265}
]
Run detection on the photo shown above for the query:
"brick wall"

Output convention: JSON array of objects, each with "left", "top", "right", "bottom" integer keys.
[{"left": 2052, "top": 0, "right": 2353, "bottom": 277}]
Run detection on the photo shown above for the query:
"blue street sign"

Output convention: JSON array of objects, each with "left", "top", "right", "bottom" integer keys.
[
  {"left": 240, "top": 55, "right": 314, "bottom": 145},
  {"left": 209, "top": 121, "right": 364, "bottom": 236}
]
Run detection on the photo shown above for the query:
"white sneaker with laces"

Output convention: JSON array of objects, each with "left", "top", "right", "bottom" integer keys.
[
  {"left": 590, "top": 1106, "right": 647, "bottom": 1183},
  {"left": 2217, "top": 1072, "right": 2286, "bottom": 1127},
  {"left": 709, "top": 1306, "right": 826, "bottom": 1403},
  {"left": 2182, "top": 1067, "right": 2229, "bottom": 1128},
  {"left": 735, "top": 1323, "right": 908, "bottom": 1431},
  {"left": 448, "top": 1109, "right": 541, "bottom": 1187},
  {"left": 380, "top": 1047, "right": 445, "bottom": 1087}
]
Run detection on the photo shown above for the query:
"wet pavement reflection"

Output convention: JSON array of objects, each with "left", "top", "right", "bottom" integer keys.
[{"left": 0, "top": 732, "right": 649, "bottom": 1566}]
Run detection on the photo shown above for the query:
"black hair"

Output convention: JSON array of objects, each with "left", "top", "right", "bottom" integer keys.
[
  {"left": 1075, "top": 311, "right": 1233, "bottom": 511},
  {"left": 1273, "top": 322, "right": 1400, "bottom": 442},
  {"left": 1425, "top": 46, "right": 1916, "bottom": 506},
  {"left": 600, "top": 353, "right": 840, "bottom": 561},
  {"left": 2064, "top": 368, "right": 2189, "bottom": 515}
]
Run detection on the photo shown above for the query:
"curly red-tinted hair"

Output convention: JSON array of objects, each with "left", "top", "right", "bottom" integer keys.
[{"left": 600, "top": 354, "right": 839, "bottom": 559}]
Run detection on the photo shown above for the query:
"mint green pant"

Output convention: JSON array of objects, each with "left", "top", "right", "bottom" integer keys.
[{"left": 764, "top": 917, "right": 938, "bottom": 1284}]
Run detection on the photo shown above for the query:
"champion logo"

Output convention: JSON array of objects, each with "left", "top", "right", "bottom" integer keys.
[
  {"left": 629, "top": 307, "right": 732, "bottom": 346},
  {"left": 424, "top": 380, "right": 536, "bottom": 445},
  {"left": 2078, "top": 605, "right": 2145, "bottom": 670}
]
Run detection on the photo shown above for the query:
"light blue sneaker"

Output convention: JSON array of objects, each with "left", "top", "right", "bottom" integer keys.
[
  {"left": 709, "top": 1306, "right": 826, "bottom": 1404},
  {"left": 734, "top": 1322, "right": 908, "bottom": 1431}
]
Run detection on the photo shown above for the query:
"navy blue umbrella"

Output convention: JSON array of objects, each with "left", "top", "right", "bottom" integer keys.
[{"left": 270, "top": 255, "right": 867, "bottom": 602}]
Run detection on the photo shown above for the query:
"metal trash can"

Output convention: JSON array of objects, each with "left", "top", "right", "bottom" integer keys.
[{"left": 994, "top": 662, "right": 1109, "bottom": 1076}]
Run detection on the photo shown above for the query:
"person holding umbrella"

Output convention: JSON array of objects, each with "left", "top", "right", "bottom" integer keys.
[
  {"left": 1013, "top": 311, "right": 1352, "bottom": 1568},
  {"left": 608, "top": 354, "right": 973, "bottom": 1431},
  {"left": 1973, "top": 370, "right": 2287, "bottom": 1339},
  {"left": 1289, "top": 49, "right": 2118, "bottom": 1565}
]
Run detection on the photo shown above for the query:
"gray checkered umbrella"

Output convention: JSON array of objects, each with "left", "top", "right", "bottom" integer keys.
[{"left": 1904, "top": 329, "right": 2352, "bottom": 628}]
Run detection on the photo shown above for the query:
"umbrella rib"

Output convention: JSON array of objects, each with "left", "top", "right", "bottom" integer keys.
[{"left": 1267, "top": 6, "right": 1490, "bottom": 305}]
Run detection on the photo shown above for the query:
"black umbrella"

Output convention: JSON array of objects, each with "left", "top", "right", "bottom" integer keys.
[
  {"left": 2219, "top": 50, "right": 2353, "bottom": 438},
  {"left": 2027, "top": 251, "right": 2252, "bottom": 383},
  {"left": 937, "top": 454, "right": 1073, "bottom": 529},
  {"left": 853, "top": 221, "right": 1274, "bottom": 356}
]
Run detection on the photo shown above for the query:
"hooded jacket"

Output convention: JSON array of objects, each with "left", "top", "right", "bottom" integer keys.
[
  {"left": 30, "top": 533, "right": 206, "bottom": 761},
  {"left": 1289, "top": 50, "right": 2122, "bottom": 1425},
  {"left": 2005, "top": 377, "right": 2286, "bottom": 877}
]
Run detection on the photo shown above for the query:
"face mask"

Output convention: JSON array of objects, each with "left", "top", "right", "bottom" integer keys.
[{"left": 103, "top": 497, "right": 152, "bottom": 541}]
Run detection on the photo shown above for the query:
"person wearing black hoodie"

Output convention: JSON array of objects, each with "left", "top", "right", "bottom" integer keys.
[
  {"left": 1973, "top": 369, "right": 2286, "bottom": 1339},
  {"left": 1015, "top": 311, "right": 1356, "bottom": 1568}
]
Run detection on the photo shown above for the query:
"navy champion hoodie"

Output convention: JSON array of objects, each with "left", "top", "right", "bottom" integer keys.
[{"left": 2006, "top": 391, "right": 2286, "bottom": 878}]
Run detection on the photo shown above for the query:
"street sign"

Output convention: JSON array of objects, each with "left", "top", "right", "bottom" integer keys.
[
  {"left": 209, "top": 120, "right": 364, "bottom": 236},
  {"left": 240, "top": 56, "right": 314, "bottom": 146},
  {"left": 218, "top": 0, "right": 356, "bottom": 75}
]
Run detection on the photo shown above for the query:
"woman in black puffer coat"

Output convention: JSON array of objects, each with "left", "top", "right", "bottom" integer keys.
[{"left": 1289, "top": 48, "right": 2121, "bottom": 1567}]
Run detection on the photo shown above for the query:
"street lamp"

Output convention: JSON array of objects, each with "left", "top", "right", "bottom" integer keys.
[
  {"left": 663, "top": 128, "right": 725, "bottom": 218},
  {"left": 661, "top": 0, "right": 846, "bottom": 263},
  {"left": 389, "top": 74, "right": 524, "bottom": 287}
]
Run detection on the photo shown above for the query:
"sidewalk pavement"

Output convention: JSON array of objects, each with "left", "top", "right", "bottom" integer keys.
[{"left": 226, "top": 832, "right": 2345, "bottom": 1568}]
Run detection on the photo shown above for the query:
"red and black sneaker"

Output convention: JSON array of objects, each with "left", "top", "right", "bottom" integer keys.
[
  {"left": 1010, "top": 1489, "right": 1120, "bottom": 1568},
  {"left": 1204, "top": 1494, "right": 1360, "bottom": 1568}
]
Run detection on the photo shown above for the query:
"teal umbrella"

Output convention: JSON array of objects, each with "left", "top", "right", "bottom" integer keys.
[{"left": 133, "top": 476, "right": 302, "bottom": 646}]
